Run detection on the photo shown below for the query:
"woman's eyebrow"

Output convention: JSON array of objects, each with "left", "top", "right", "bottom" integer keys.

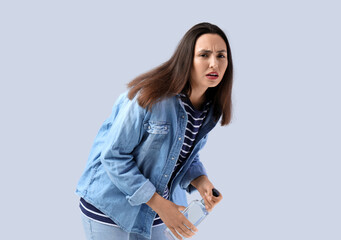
[{"left": 198, "top": 49, "right": 227, "bottom": 53}]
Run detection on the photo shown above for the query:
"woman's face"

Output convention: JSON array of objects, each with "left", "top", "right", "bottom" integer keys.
[{"left": 190, "top": 33, "right": 228, "bottom": 93}]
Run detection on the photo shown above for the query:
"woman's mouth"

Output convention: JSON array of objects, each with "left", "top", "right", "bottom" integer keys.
[{"left": 206, "top": 72, "right": 219, "bottom": 80}]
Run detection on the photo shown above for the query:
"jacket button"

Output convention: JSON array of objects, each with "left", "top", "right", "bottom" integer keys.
[
  {"left": 164, "top": 174, "right": 168, "bottom": 178},
  {"left": 178, "top": 137, "right": 181, "bottom": 140},
  {"left": 182, "top": 115, "right": 185, "bottom": 118},
  {"left": 148, "top": 126, "right": 151, "bottom": 129},
  {"left": 171, "top": 157, "right": 174, "bottom": 160}
]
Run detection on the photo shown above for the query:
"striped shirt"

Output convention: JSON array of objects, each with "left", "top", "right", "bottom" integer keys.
[{"left": 79, "top": 93, "right": 211, "bottom": 227}]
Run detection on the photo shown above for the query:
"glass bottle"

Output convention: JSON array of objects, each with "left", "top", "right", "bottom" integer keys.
[{"left": 164, "top": 188, "right": 220, "bottom": 240}]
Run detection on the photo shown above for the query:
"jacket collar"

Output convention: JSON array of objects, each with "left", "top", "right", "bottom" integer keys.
[{"left": 176, "top": 92, "right": 213, "bottom": 108}]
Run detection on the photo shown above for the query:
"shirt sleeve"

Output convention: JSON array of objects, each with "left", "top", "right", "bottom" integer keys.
[
  {"left": 99, "top": 92, "right": 156, "bottom": 206},
  {"left": 179, "top": 134, "right": 209, "bottom": 194}
]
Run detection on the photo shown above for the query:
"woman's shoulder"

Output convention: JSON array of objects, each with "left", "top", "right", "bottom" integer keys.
[
  {"left": 113, "top": 89, "right": 144, "bottom": 108},
  {"left": 114, "top": 90, "right": 181, "bottom": 116},
  {"left": 151, "top": 94, "right": 180, "bottom": 110}
]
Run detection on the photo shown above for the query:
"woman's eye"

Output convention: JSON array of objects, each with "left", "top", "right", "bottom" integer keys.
[
  {"left": 200, "top": 54, "right": 208, "bottom": 57},
  {"left": 218, "top": 55, "right": 226, "bottom": 58}
]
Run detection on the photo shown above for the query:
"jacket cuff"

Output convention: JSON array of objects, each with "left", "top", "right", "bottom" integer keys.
[
  {"left": 180, "top": 163, "right": 207, "bottom": 194},
  {"left": 126, "top": 179, "right": 156, "bottom": 206}
]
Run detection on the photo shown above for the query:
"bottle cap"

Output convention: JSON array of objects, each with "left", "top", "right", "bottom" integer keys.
[{"left": 212, "top": 188, "right": 220, "bottom": 197}]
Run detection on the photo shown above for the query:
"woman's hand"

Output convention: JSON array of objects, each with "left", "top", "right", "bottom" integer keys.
[
  {"left": 190, "top": 175, "right": 223, "bottom": 212},
  {"left": 146, "top": 193, "right": 198, "bottom": 239},
  {"left": 158, "top": 200, "right": 198, "bottom": 239}
]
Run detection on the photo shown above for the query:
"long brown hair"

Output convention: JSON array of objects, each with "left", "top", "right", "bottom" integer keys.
[{"left": 127, "top": 22, "right": 234, "bottom": 126}]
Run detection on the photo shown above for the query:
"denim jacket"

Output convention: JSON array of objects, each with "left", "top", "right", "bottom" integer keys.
[{"left": 75, "top": 90, "right": 220, "bottom": 239}]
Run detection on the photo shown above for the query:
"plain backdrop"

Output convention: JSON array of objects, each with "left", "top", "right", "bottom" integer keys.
[{"left": 1, "top": 0, "right": 340, "bottom": 239}]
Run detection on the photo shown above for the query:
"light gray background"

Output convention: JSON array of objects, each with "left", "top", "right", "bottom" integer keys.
[{"left": 1, "top": 0, "right": 340, "bottom": 239}]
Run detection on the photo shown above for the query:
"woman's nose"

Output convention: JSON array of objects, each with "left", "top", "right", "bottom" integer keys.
[{"left": 209, "top": 56, "right": 218, "bottom": 69}]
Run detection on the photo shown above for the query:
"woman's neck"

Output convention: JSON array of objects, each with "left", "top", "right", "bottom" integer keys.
[{"left": 188, "top": 89, "right": 207, "bottom": 111}]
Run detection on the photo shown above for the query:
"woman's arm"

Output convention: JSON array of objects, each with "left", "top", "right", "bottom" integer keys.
[
  {"left": 179, "top": 134, "right": 209, "bottom": 193},
  {"left": 180, "top": 133, "right": 223, "bottom": 211},
  {"left": 100, "top": 93, "right": 156, "bottom": 206}
]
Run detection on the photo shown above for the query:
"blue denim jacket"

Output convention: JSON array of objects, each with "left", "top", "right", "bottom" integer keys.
[{"left": 75, "top": 90, "right": 220, "bottom": 239}]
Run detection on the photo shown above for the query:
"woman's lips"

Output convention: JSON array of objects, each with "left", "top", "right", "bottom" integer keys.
[
  {"left": 206, "top": 75, "right": 218, "bottom": 80},
  {"left": 206, "top": 72, "right": 219, "bottom": 80}
]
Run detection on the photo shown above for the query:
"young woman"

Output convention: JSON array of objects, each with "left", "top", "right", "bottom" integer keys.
[{"left": 75, "top": 22, "right": 234, "bottom": 240}]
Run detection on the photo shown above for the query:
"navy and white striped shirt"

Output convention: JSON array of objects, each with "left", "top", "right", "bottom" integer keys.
[{"left": 80, "top": 93, "right": 211, "bottom": 227}]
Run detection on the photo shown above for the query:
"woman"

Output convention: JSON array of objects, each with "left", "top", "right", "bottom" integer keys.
[{"left": 75, "top": 22, "right": 233, "bottom": 240}]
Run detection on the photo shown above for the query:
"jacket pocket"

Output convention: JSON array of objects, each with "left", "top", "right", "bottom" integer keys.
[
  {"left": 144, "top": 121, "right": 170, "bottom": 135},
  {"left": 143, "top": 121, "right": 170, "bottom": 149}
]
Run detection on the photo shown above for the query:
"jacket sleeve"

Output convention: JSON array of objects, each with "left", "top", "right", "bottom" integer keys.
[
  {"left": 99, "top": 92, "right": 156, "bottom": 206},
  {"left": 179, "top": 134, "right": 209, "bottom": 194}
]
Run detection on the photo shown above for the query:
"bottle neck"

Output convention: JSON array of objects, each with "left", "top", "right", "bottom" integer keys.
[{"left": 200, "top": 199, "right": 205, "bottom": 205}]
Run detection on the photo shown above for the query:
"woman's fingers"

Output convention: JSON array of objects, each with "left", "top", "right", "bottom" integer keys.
[
  {"left": 203, "top": 190, "right": 223, "bottom": 212},
  {"left": 157, "top": 201, "right": 198, "bottom": 239},
  {"left": 177, "top": 205, "right": 186, "bottom": 212},
  {"left": 169, "top": 227, "right": 182, "bottom": 240},
  {"left": 169, "top": 222, "right": 197, "bottom": 239},
  {"left": 184, "top": 219, "right": 198, "bottom": 233},
  {"left": 177, "top": 224, "right": 195, "bottom": 238},
  {"left": 204, "top": 193, "right": 214, "bottom": 211},
  {"left": 175, "top": 211, "right": 198, "bottom": 238},
  {"left": 175, "top": 219, "right": 198, "bottom": 239}
]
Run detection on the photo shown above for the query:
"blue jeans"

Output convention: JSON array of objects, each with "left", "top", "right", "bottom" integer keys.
[{"left": 81, "top": 213, "right": 169, "bottom": 240}]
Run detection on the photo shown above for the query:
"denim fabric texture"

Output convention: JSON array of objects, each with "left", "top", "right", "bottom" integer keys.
[
  {"left": 75, "top": 90, "right": 220, "bottom": 239},
  {"left": 81, "top": 213, "right": 168, "bottom": 240}
]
